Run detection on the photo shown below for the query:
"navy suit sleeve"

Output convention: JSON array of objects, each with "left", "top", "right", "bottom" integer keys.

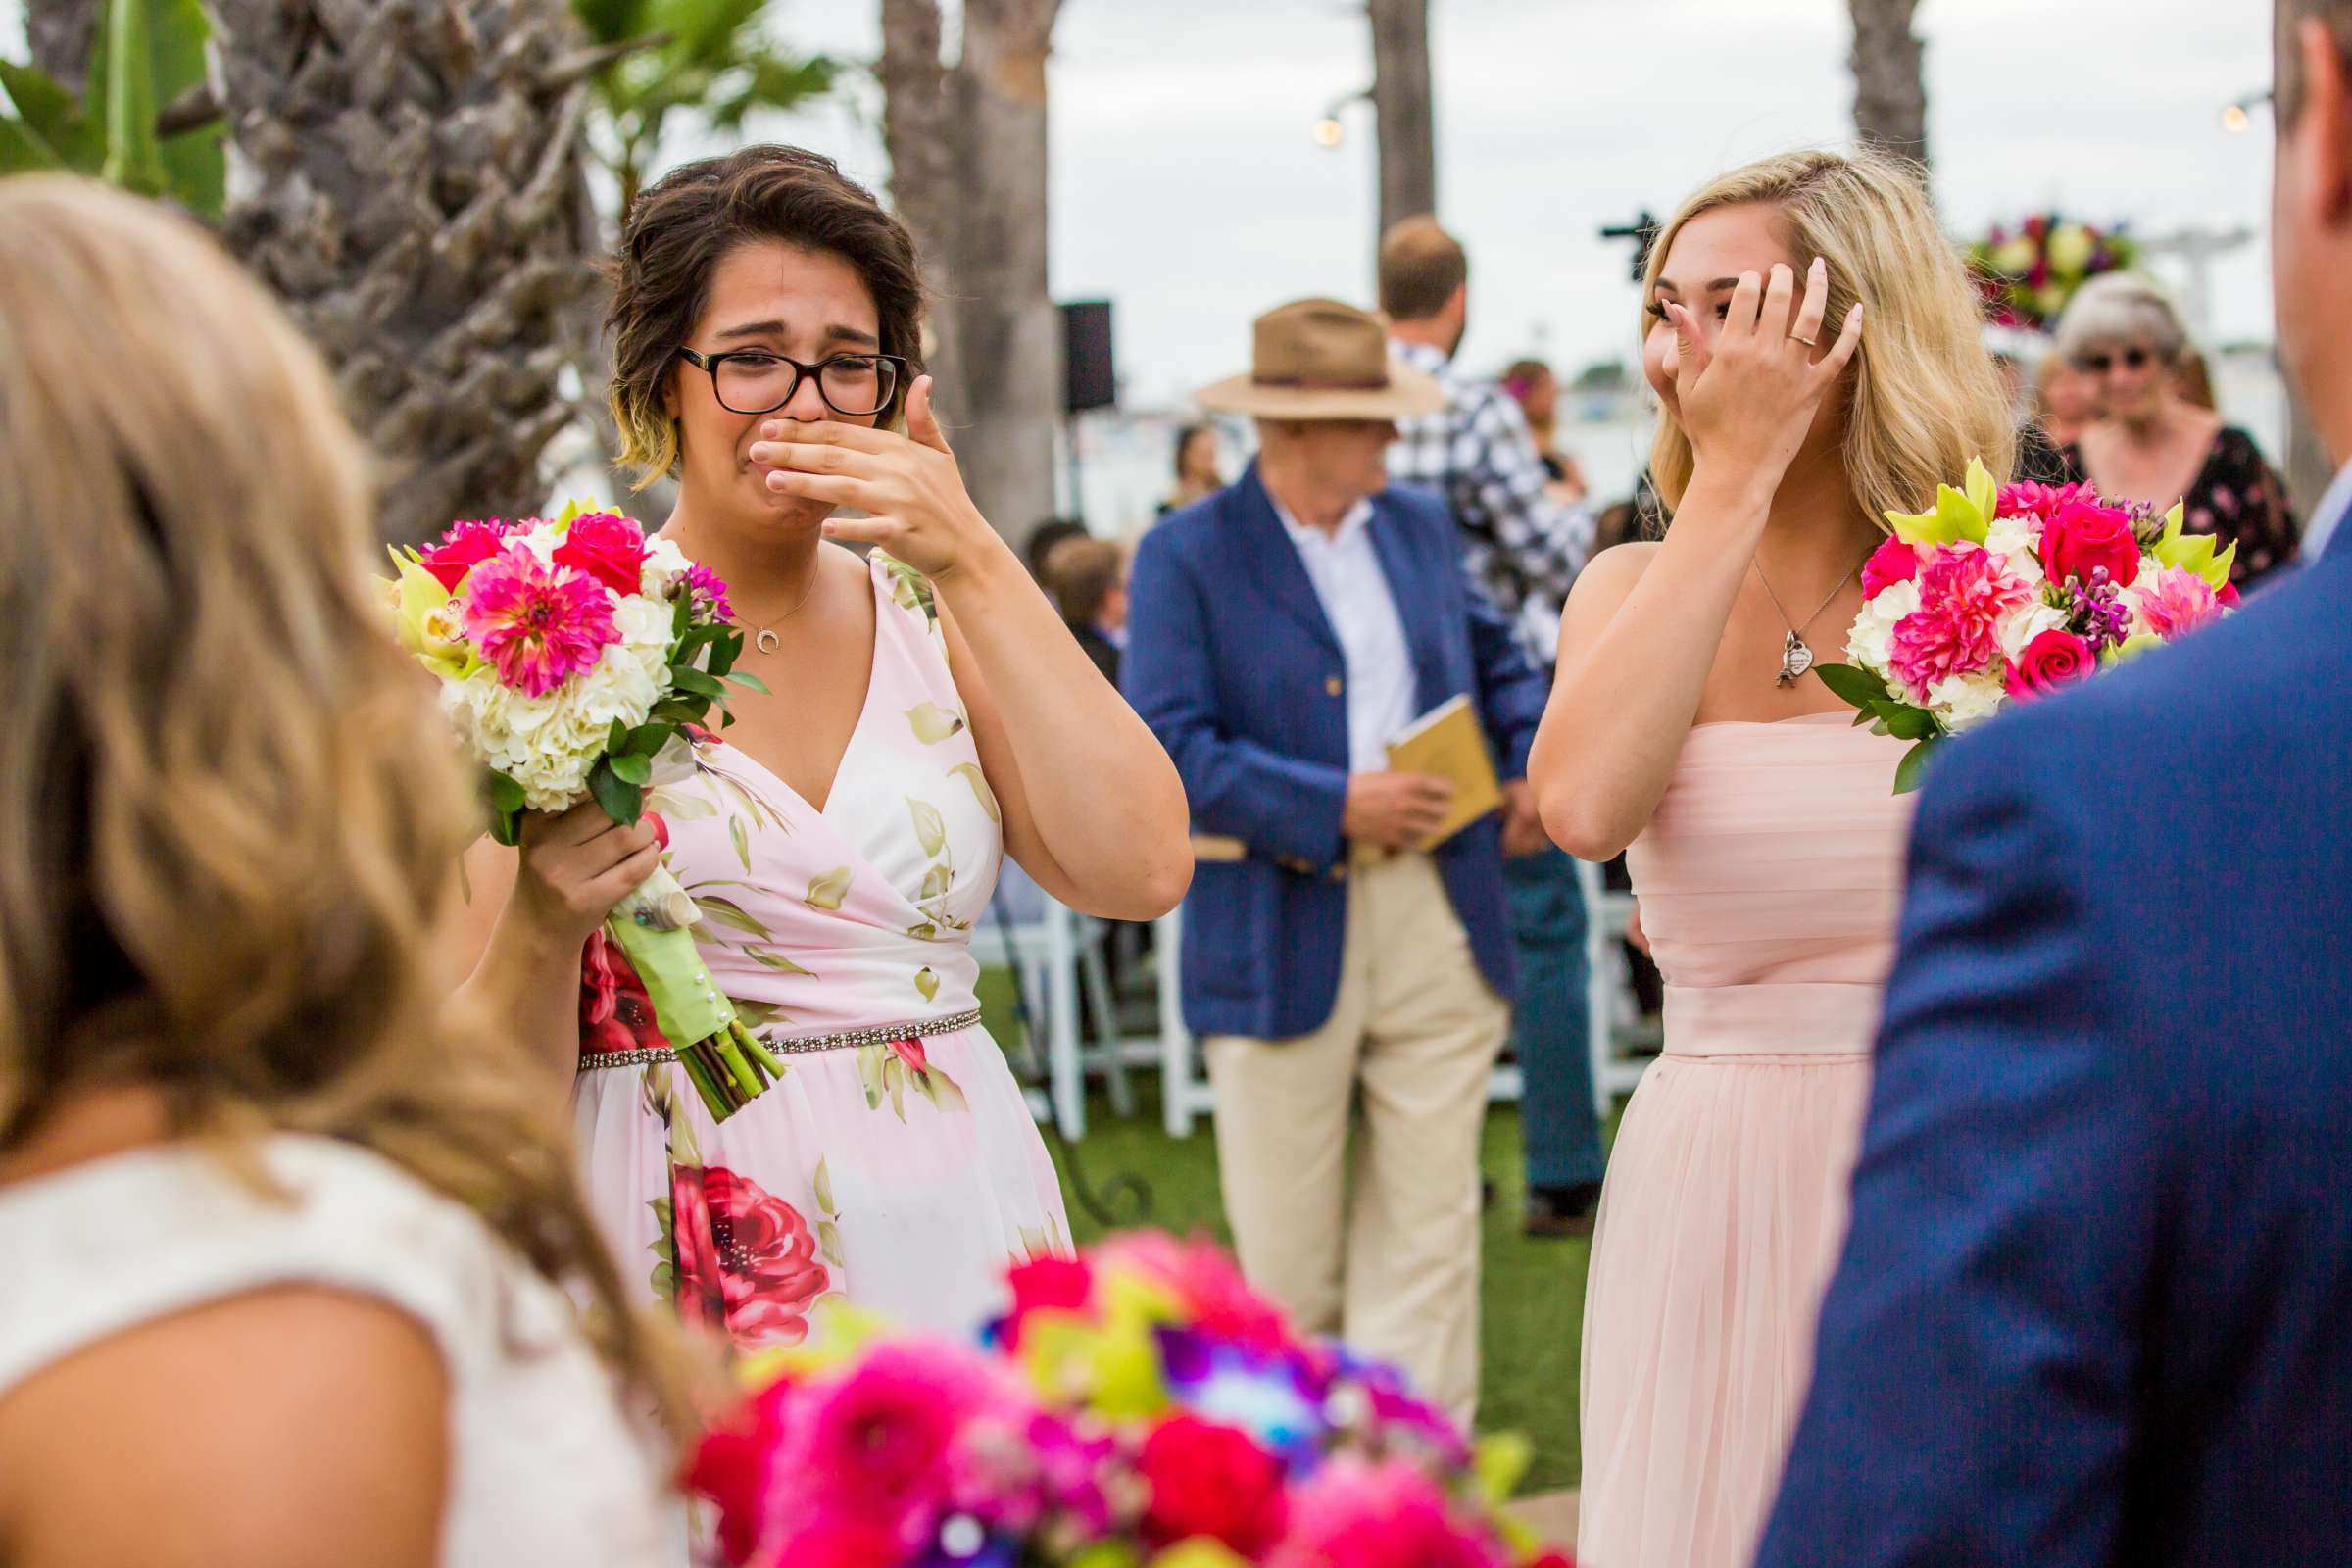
[
  {"left": 1756, "top": 724, "right": 2154, "bottom": 1568},
  {"left": 1123, "top": 527, "right": 1348, "bottom": 865},
  {"left": 1465, "top": 576, "right": 1546, "bottom": 779}
]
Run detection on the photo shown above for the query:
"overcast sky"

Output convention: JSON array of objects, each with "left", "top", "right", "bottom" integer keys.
[
  {"left": 726, "top": 0, "right": 2279, "bottom": 408},
  {"left": 1, "top": 0, "right": 2278, "bottom": 408}
]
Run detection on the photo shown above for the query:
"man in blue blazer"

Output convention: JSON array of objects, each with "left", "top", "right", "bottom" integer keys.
[
  {"left": 1758, "top": 9, "right": 2352, "bottom": 1563},
  {"left": 1125, "top": 298, "right": 1549, "bottom": 1424}
]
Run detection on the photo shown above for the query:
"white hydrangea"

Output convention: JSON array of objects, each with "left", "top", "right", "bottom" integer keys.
[
  {"left": 612, "top": 593, "right": 681, "bottom": 691},
  {"left": 1925, "top": 668, "right": 2007, "bottom": 732},
  {"left": 441, "top": 613, "right": 671, "bottom": 812},
  {"left": 1845, "top": 577, "right": 1920, "bottom": 680},
  {"left": 1984, "top": 517, "right": 2045, "bottom": 588},
  {"left": 1997, "top": 598, "right": 2069, "bottom": 660},
  {"left": 640, "top": 534, "right": 692, "bottom": 598}
]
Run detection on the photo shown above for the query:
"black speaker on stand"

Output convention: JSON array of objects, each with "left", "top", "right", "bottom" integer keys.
[{"left": 1058, "top": 300, "right": 1116, "bottom": 520}]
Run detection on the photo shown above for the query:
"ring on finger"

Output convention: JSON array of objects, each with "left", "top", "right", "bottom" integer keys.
[{"left": 1790, "top": 332, "right": 1820, "bottom": 348}]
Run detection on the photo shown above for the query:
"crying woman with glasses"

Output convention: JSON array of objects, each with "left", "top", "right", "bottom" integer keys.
[{"left": 2052, "top": 272, "right": 2298, "bottom": 589}]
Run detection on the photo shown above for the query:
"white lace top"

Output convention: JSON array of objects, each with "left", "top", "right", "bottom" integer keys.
[{"left": 0, "top": 1134, "right": 671, "bottom": 1565}]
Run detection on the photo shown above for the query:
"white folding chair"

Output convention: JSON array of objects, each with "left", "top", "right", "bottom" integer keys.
[
  {"left": 974, "top": 864, "right": 1129, "bottom": 1141},
  {"left": 1576, "top": 856, "right": 1655, "bottom": 1113}
]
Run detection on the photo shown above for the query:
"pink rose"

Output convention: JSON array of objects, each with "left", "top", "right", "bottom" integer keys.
[
  {"left": 1861, "top": 537, "right": 1922, "bottom": 600},
  {"left": 552, "top": 510, "right": 651, "bottom": 597},
  {"left": 2004, "top": 628, "right": 2096, "bottom": 702},
  {"left": 416, "top": 518, "right": 514, "bottom": 591},
  {"left": 2040, "top": 499, "right": 2141, "bottom": 590}
]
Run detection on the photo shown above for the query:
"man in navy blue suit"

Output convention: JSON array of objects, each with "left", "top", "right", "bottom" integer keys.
[
  {"left": 1124, "top": 298, "right": 1548, "bottom": 1424},
  {"left": 1757, "top": 7, "right": 2352, "bottom": 1564}
]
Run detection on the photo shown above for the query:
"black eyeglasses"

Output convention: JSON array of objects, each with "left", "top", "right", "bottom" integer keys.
[
  {"left": 2077, "top": 346, "right": 2155, "bottom": 375},
  {"left": 678, "top": 348, "right": 908, "bottom": 416}
]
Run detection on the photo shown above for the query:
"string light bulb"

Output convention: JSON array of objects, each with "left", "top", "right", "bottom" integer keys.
[
  {"left": 2222, "top": 103, "right": 2251, "bottom": 134},
  {"left": 1312, "top": 117, "right": 1345, "bottom": 149}
]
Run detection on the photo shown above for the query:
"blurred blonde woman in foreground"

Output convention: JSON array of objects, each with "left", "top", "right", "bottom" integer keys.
[
  {"left": 1530, "top": 148, "right": 2014, "bottom": 1568},
  {"left": 0, "top": 177, "right": 678, "bottom": 1567}
]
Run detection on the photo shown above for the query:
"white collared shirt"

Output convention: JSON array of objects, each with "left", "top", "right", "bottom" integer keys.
[
  {"left": 1273, "top": 496, "right": 1420, "bottom": 773},
  {"left": 2300, "top": 460, "right": 2352, "bottom": 561}
]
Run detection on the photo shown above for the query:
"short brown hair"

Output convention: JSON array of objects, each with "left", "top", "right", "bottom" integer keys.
[
  {"left": 606, "top": 145, "right": 927, "bottom": 486},
  {"left": 2278, "top": 0, "right": 2352, "bottom": 124},
  {"left": 1043, "top": 535, "right": 1126, "bottom": 624},
  {"left": 1378, "top": 215, "right": 1468, "bottom": 321}
]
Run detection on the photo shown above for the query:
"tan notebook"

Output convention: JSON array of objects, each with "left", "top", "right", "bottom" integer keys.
[{"left": 1385, "top": 694, "right": 1503, "bottom": 850}]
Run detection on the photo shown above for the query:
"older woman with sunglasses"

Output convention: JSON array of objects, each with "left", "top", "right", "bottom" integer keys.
[{"left": 2054, "top": 273, "right": 2297, "bottom": 589}]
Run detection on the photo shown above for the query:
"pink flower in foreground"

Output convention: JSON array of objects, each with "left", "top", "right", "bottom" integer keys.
[
  {"left": 1269, "top": 1457, "right": 1507, "bottom": 1568},
  {"left": 461, "top": 549, "right": 619, "bottom": 696},
  {"left": 1000, "top": 1254, "right": 1097, "bottom": 1349},
  {"left": 2137, "top": 565, "right": 2225, "bottom": 641},
  {"left": 1861, "top": 537, "right": 1922, "bottom": 601},
  {"left": 1096, "top": 1231, "right": 1293, "bottom": 1350},
  {"left": 1886, "top": 546, "right": 2032, "bottom": 701},
  {"left": 768, "top": 1342, "right": 997, "bottom": 1552}
]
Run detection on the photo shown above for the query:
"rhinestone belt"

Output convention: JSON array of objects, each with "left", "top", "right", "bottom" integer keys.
[{"left": 576, "top": 1005, "right": 986, "bottom": 1073}]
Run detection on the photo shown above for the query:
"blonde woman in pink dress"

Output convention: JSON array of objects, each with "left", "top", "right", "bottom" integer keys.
[
  {"left": 456, "top": 147, "right": 1192, "bottom": 1352},
  {"left": 1529, "top": 150, "right": 2019, "bottom": 1568}
]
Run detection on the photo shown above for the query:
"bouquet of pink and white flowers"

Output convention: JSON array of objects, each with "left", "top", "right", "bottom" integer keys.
[
  {"left": 1820, "top": 459, "right": 2237, "bottom": 793},
  {"left": 685, "top": 1234, "right": 1572, "bottom": 1568},
  {"left": 388, "top": 503, "right": 784, "bottom": 1118}
]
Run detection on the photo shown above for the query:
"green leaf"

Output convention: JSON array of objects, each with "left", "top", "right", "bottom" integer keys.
[
  {"left": 949, "top": 761, "right": 1001, "bottom": 825},
  {"left": 1869, "top": 700, "right": 1938, "bottom": 742},
  {"left": 608, "top": 750, "right": 654, "bottom": 786},
  {"left": 0, "top": 62, "right": 98, "bottom": 168},
  {"left": 607, "top": 716, "right": 630, "bottom": 754},
  {"left": 806, "top": 865, "right": 852, "bottom": 910},
  {"left": 706, "top": 629, "right": 742, "bottom": 679},
  {"left": 728, "top": 812, "right": 752, "bottom": 871},
  {"left": 99, "top": 0, "right": 167, "bottom": 195},
  {"left": 726, "top": 670, "right": 771, "bottom": 696},
  {"left": 590, "top": 759, "right": 645, "bottom": 826},
  {"left": 670, "top": 665, "right": 726, "bottom": 702},
  {"left": 918, "top": 863, "right": 953, "bottom": 901},
  {"left": 812, "top": 1157, "right": 835, "bottom": 1214},
  {"left": 746, "top": 947, "right": 814, "bottom": 976},
  {"left": 622, "top": 722, "right": 670, "bottom": 757},
  {"left": 0, "top": 113, "right": 68, "bottom": 172},
  {"left": 906, "top": 921, "right": 939, "bottom": 941},
  {"left": 915, "top": 966, "right": 939, "bottom": 1004},
  {"left": 906, "top": 797, "right": 947, "bottom": 858},
  {"left": 1810, "top": 661, "right": 1889, "bottom": 710},
  {"left": 816, "top": 1217, "right": 844, "bottom": 1268},
  {"left": 1892, "top": 737, "right": 1938, "bottom": 795},
  {"left": 488, "top": 771, "right": 527, "bottom": 813}
]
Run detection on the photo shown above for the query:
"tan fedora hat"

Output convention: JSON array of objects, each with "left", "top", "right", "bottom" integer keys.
[{"left": 1196, "top": 297, "right": 1444, "bottom": 419}]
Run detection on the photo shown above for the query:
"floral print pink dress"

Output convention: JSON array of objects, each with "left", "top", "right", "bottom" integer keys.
[{"left": 570, "top": 552, "right": 1070, "bottom": 1350}]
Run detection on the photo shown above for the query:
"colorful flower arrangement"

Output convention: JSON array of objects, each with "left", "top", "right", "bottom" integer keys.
[
  {"left": 1966, "top": 214, "right": 2140, "bottom": 331},
  {"left": 1820, "top": 460, "right": 2236, "bottom": 792},
  {"left": 388, "top": 505, "right": 782, "bottom": 1118},
  {"left": 686, "top": 1235, "right": 1572, "bottom": 1568}
]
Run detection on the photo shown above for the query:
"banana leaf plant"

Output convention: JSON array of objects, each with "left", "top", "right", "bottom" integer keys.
[{"left": 0, "top": 0, "right": 223, "bottom": 216}]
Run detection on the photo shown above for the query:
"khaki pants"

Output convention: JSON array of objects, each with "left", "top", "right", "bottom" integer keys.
[{"left": 1203, "top": 851, "right": 1509, "bottom": 1426}]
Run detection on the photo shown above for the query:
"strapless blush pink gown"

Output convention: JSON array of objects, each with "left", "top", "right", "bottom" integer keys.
[{"left": 1578, "top": 714, "right": 1912, "bottom": 1568}]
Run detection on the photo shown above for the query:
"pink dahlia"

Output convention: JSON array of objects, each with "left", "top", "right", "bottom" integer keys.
[
  {"left": 1995, "top": 481, "right": 2086, "bottom": 522},
  {"left": 461, "top": 549, "right": 619, "bottom": 697},
  {"left": 1886, "top": 546, "right": 2032, "bottom": 700},
  {"left": 2136, "top": 565, "right": 2225, "bottom": 641},
  {"left": 772, "top": 1342, "right": 994, "bottom": 1550}
]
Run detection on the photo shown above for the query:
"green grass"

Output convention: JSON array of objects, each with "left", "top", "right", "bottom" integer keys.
[{"left": 983, "top": 969, "right": 1597, "bottom": 1493}]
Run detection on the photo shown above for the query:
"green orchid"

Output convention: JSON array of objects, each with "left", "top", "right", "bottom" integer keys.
[
  {"left": 2100, "top": 633, "right": 2165, "bottom": 667},
  {"left": 386, "top": 548, "right": 478, "bottom": 681},
  {"left": 2150, "top": 502, "right": 2237, "bottom": 591},
  {"left": 1885, "top": 455, "right": 1997, "bottom": 547}
]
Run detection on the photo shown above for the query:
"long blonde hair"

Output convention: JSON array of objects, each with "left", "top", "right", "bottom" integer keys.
[
  {"left": 1643, "top": 148, "right": 2016, "bottom": 527},
  {"left": 0, "top": 176, "right": 684, "bottom": 1423}
]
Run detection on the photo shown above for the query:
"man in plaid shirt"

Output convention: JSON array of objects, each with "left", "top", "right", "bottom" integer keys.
[{"left": 1381, "top": 215, "right": 1609, "bottom": 1237}]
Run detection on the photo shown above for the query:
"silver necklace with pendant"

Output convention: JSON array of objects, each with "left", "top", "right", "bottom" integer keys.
[
  {"left": 743, "top": 570, "right": 821, "bottom": 655},
  {"left": 1751, "top": 551, "right": 1870, "bottom": 687}
]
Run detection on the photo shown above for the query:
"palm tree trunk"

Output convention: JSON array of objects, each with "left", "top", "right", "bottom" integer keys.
[
  {"left": 1848, "top": 0, "right": 1929, "bottom": 170},
  {"left": 26, "top": 0, "right": 102, "bottom": 87},
  {"left": 208, "top": 0, "right": 603, "bottom": 544},
  {"left": 1369, "top": 0, "right": 1436, "bottom": 238},
  {"left": 880, "top": 0, "right": 1061, "bottom": 553}
]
